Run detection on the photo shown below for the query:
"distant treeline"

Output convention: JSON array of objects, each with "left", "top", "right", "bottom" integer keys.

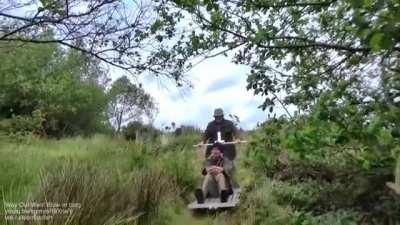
[{"left": 0, "top": 34, "right": 157, "bottom": 138}]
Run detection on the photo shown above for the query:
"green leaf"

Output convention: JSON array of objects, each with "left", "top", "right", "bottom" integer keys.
[
  {"left": 369, "top": 32, "right": 384, "bottom": 52},
  {"left": 150, "top": 20, "right": 163, "bottom": 34}
]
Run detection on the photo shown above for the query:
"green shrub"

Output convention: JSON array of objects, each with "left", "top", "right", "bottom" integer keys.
[
  {"left": 243, "top": 118, "right": 287, "bottom": 175},
  {"left": 237, "top": 181, "right": 291, "bottom": 225},
  {"left": 245, "top": 117, "right": 400, "bottom": 225},
  {"left": 290, "top": 210, "right": 359, "bottom": 225},
  {"left": 0, "top": 109, "right": 45, "bottom": 137},
  {"left": 123, "top": 121, "right": 160, "bottom": 142},
  {"left": 173, "top": 125, "right": 202, "bottom": 136}
]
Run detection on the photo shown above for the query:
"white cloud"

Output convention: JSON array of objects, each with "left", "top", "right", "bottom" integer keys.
[{"left": 110, "top": 55, "right": 289, "bottom": 130}]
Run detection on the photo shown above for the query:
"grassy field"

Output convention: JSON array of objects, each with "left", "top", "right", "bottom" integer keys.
[
  {"left": 2, "top": 133, "right": 398, "bottom": 225},
  {"left": 0, "top": 134, "right": 209, "bottom": 225},
  {"left": 0, "top": 133, "right": 264, "bottom": 225}
]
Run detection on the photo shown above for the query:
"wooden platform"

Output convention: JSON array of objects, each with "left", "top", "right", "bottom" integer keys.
[
  {"left": 188, "top": 188, "right": 241, "bottom": 210},
  {"left": 386, "top": 182, "right": 400, "bottom": 195}
]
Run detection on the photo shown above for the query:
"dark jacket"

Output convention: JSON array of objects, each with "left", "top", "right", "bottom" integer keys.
[{"left": 203, "top": 119, "right": 238, "bottom": 160}]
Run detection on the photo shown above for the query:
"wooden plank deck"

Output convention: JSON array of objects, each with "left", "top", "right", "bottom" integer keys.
[
  {"left": 188, "top": 188, "right": 241, "bottom": 210},
  {"left": 386, "top": 182, "right": 400, "bottom": 195}
]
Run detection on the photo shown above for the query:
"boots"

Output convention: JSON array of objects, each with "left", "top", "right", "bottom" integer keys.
[
  {"left": 220, "top": 190, "right": 229, "bottom": 203},
  {"left": 195, "top": 189, "right": 204, "bottom": 204}
]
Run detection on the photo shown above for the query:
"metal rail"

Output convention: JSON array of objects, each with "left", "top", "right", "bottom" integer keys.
[{"left": 193, "top": 141, "right": 248, "bottom": 147}]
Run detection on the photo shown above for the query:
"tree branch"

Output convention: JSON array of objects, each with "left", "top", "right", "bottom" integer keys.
[{"left": 254, "top": 0, "right": 338, "bottom": 9}]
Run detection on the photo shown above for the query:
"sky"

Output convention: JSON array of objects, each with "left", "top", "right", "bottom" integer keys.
[{"left": 112, "top": 55, "right": 292, "bottom": 131}]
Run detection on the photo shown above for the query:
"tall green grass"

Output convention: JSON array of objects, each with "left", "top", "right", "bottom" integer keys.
[
  {"left": 0, "top": 131, "right": 293, "bottom": 225},
  {"left": 28, "top": 162, "right": 176, "bottom": 225},
  {"left": 0, "top": 134, "right": 202, "bottom": 225},
  {"left": 396, "top": 156, "right": 400, "bottom": 185}
]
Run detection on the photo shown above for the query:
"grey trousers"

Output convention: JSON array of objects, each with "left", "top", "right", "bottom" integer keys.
[{"left": 202, "top": 173, "right": 227, "bottom": 198}]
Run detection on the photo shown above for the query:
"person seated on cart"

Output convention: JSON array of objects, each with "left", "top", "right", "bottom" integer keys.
[
  {"left": 195, "top": 143, "right": 234, "bottom": 203},
  {"left": 202, "top": 108, "right": 240, "bottom": 160}
]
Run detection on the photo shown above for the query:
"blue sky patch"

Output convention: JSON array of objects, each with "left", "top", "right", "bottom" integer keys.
[{"left": 204, "top": 76, "right": 241, "bottom": 93}]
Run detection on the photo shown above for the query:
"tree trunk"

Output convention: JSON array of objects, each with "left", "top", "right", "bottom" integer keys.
[{"left": 117, "top": 110, "right": 123, "bottom": 133}]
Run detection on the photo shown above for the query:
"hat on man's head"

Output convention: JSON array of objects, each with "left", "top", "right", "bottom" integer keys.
[{"left": 213, "top": 108, "right": 224, "bottom": 117}]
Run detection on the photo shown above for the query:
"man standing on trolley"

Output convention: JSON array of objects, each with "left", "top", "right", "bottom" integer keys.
[
  {"left": 191, "top": 108, "right": 243, "bottom": 205},
  {"left": 202, "top": 108, "right": 240, "bottom": 160}
]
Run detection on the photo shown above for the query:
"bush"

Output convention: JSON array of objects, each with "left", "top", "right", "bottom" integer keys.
[
  {"left": 290, "top": 210, "right": 359, "bottom": 225},
  {"left": 123, "top": 121, "right": 160, "bottom": 142},
  {"left": 237, "top": 181, "right": 291, "bottom": 225},
  {"left": 0, "top": 109, "right": 45, "bottom": 137},
  {"left": 242, "top": 118, "right": 287, "bottom": 175},
  {"left": 244, "top": 113, "right": 400, "bottom": 225},
  {"left": 173, "top": 125, "right": 202, "bottom": 136}
]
